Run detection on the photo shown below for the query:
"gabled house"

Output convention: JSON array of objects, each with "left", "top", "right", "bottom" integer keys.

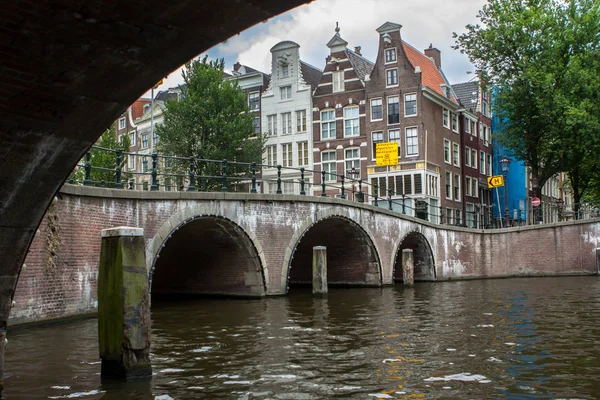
[
  {"left": 260, "top": 40, "right": 322, "bottom": 195},
  {"left": 312, "top": 24, "right": 374, "bottom": 198}
]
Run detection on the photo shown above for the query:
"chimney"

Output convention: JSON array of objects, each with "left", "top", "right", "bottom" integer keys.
[
  {"left": 424, "top": 43, "right": 441, "bottom": 69},
  {"left": 233, "top": 61, "right": 242, "bottom": 72},
  {"left": 354, "top": 46, "right": 362, "bottom": 55}
]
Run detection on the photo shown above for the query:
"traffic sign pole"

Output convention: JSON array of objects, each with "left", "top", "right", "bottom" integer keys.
[{"left": 496, "top": 187, "right": 503, "bottom": 228}]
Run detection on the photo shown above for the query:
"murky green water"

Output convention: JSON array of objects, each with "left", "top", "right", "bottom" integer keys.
[{"left": 5, "top": 277, "right": 600, "bottom": 399}]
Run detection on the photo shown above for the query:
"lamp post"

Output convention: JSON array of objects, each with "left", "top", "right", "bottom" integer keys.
[
  {"left": 499, "top": 156, "right": 511, "bottom": 226},
  {"left": 346, "top": 167, "right": 359, "bottom": 201},
  {"left": 531, "top": 177, "right": 539, "bottom": 225},
  {"left": 556, "top": 198, "right": 564, "bottom": 222}
]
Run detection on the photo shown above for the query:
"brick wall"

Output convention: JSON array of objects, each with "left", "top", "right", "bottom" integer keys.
[{"left": 10, "top": 185, "right": 600, "bottom": 325}]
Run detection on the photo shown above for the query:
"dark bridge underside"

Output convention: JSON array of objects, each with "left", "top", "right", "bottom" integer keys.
[
  {"left": 394, "top": 232, "right": 435, "bottom": 282},
  {"left": 0, "top": 0, "right": 310, "bottom": 325},
  {"left": 151, "top": 217, "right": 265, "bottom": 297},
  {"left": 289, "top": 217, "right": 381, "bottom": 287}
]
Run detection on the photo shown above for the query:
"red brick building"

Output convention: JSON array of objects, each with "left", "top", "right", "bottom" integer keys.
[{"left": 312, "top": 25, "right": 374, "bottom": 198}]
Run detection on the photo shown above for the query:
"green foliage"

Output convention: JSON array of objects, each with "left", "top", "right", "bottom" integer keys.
[
  {"left": 69, "top": 126, "right": 131, "bottom": 185},
  {"left": 156, "top": 56, "right": 264, "bottom": 190},
  {"left": 454, "top": 0, "right": 600, "bottom": 209}
]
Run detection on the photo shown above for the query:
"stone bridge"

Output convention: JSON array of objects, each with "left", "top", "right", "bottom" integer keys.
[{"left": 13, "top": 185, "right": 600, "bottom": 325}]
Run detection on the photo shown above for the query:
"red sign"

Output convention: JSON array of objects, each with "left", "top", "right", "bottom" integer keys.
[{"left": 532, "top": 197, "right": 541, "bottom": 207}]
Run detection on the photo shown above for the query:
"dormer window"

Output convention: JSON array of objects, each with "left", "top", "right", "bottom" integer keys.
[
  {"left": 385, "top": 48, "right": 397, "bottom": 63},
  {"left": 333, "top": 71, "right": 344, "bottom": 92},
  {"left": 143, "top": 104, "right": 150, "bottom": 114},
  {"left": 281, "top": 64, "right": 289, "bottom": 78},
  {"left": 445, "top": 86, "right": 451, "bottom": 98}
]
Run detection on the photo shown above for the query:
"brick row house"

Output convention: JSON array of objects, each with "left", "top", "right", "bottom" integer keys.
[
  {"left": 312, "top": 25, "right": 374, "bottom": 199},
  {"left": 260, "top": 40, "right": 322, "bottom": 195}
]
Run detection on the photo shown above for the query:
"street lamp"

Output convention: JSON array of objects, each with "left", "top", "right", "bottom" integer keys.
[
  {"left": 531, "top": 177, "right": 539, "bottom": 225},
  {"left": 499, "top": 156, "right": 511, "bottom": 226}
]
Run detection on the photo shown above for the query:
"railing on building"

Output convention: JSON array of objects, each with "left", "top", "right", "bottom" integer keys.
[{"left": 69, "top": 146, "right": 600, "bottom": 229}]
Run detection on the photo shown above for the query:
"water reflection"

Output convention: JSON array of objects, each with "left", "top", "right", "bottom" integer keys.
[{"left": 4, "top": 277, "right": 600, "bottom": 399}]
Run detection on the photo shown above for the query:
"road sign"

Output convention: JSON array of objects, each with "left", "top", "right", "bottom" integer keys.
[
  {"left": 487, "top": 175, "right": 504, "bottom": 189},
  {"left": 376, "top": 142, "right": 399, "bottom": 166},
  {"left": 531, "top": 197, "right": 541, "bottom": 207}
]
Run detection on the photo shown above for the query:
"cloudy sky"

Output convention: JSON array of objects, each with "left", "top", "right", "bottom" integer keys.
[{"left": 149, "top": 0, "right": 487, "bottom": 96}]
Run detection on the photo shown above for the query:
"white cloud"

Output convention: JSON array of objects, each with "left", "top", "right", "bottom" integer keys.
[{"left": 149, "top": 0, "right": 486, "bottom": 95}]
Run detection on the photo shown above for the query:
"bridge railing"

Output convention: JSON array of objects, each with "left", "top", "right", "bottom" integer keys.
[{"left": 69, "top": 146, "right": 600, "bottom": 228}]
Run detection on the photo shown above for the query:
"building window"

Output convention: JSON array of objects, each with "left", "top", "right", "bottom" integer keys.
[
  {"left": 267, "top": 114, "right": 277, "bottom": 135},
  {"left": 472, "top": 178, "right": 479, "bottom": 198},
  {"left": 386, "top": 68, "right": 398, "bottom": 86},
  {"left": 445, "top": 171, "right": 452, "bottom": 200},
  {"left": 129, "top": 131, "right": 136, "bottom": 147},
  {"left": 486, "top": 154, "right": 492, "bottom": 176},
  {"left": 141, "top": 132, "right": 148, "bottom": 149},
  {"left": 371, "top": 98, "right": 383, "bottom": 120},
  {"left": 444, "top": 140, "right": 451, "bottom": 164},
  {"left": 389, "top": 129, "right": 401, "bottom": 149},
  {"left": 127, "top": 154, "right": 136, "bottom": 170},
  {"left": 298, "top": 141, "right": 309, "bottom": 166},
  {"left": 465, "top": 147, "right": 471, "bottom": 167},
  {"left": 454, "top": 173, "right": 461, "bottom": 202},
  {"left": 253, "top": 117, "right": 260, "bottom": 135},
  {"left": 482, "top": 101, "right": 487, "bottom": 117},
  {"left": 280, "top": 85, "right": 292, "bottom": 100},
  {"left": 282, "top": 112, "right": 292, "bottom": 135},
  {"left": 404, "top": 93, "right": 417, "bottom": 116},
  {"left": 281, "top": 64, "right": 289, "bottom": 78},
  {"left": 465, "top": 119, "right": 471, "bottom": 134},
  {"left": 452, "top": 142, "right": 459, "bottom": 166},
  {"left": 119, "top": 117, "right": 126, "bottom": 130},
  {"left": 266, "top": 145, "right": 277, "bottom": 167},
  {"left": 372, "top": 131, "right": 384, "bottom": 159},
  {"left": 385, "top": 48, "right": 397, "bottom": 63},
  {"left": 446, "top": 208, "right": 454, "bottom": 225},
  {"left": 471, "top": 149, "right": 477, "bottom": 170},
  {"left": 296, "top": 110, "right": 307, "bottom": 132},
  {"left": 455, "top": 209, "right": 462, "bottom": 225},
  {"left": 471, "top": 120, "right": 476, "bottom": 135},
  {"left": 466, "top": 176, "right": 472, "bottom": 196},
  {"left": 333, "top": 71, "right": 345, "bottom": 93},
  {"left": 321, "top": 151, "right": 336, "bottom": 182},
  {"left": 387, "top": 96, "right": 400, "bottom": 124},
  {"left": 344, "top": 106, "right": 359, "bottom": 137},
  {"left": 282, "top": 143, "right": 292, "bottom": 167},
  {"left": 248, "top": 92, "right": 260, "bottom": 111},
  {"left": 480, "top": 151, "right": 485, "bottom": 174},
  {"left": 152, "top": 130, "right": 159, "bottom": 146},
  {"left": 142, "top": 157, "right": 148, "bottom": 173},
  {"left": 443, "top": 108, "right": 449, "bottom": 128},
  {"left": 321, "top": 110, "right": 336, "bottom": 140},
  {"left": 406, "top": 127, "right": 418, "bottom": 156},
  {"left": 451, "top": 113, "right": 458, "bottom": 133},
  {"left": 345, "top": 148, "right": 360, "bottom": 175}
]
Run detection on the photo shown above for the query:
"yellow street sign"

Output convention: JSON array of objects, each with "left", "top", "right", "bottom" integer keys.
[
  {"left": 487, "top": 175, "right": 504, "bottom": 189},
  {"left": 376, "top": 142, "right": 399, "bottom": 166}
]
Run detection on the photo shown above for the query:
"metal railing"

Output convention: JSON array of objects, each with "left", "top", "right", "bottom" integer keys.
[{"left": 69, "top": 146, "right": 600, "bottom": 228}]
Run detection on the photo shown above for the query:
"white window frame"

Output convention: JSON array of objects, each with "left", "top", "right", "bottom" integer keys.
[
  {"left": 451, "top": 112, "right": 458, "bottom": 133},
  {"left": 445, "top": 171, "right": 452, "bottom": 200},
  {"left": 320, "top": 110, "right": 336, "bottom": 140},
  {"left": 333, "top": 70, "right": 345, "bottom": 93},
  {"left": 385, "top": 48, "right": 397, "bottom": 64},
  {"left": 405, "top": 126, "right": 418, "bottom": 156},
  {"left": 321, "top": 151, "right": 337, "bottom": 182},
  {"left": 471, "top": 149, "right": 477, "bottom": 170},
  {"left": 452, "top": 142, "right": 460, "bottom": 166},
  {"left": 465, "top": 147, "right": 471, "bottom": 167},
  {"left": 282, "top": 143, "right": 293, "bottom": 167},
  {"left": 266, "top": 145, "right": 277, "bottom": 168},
  {"left": 454, "top": 173, "right": 461, "bottom": 202},
  {"left": 386, "top": 68, "right": 398, "bottom": 87},
  {"left": 267, "top": 114, "right": 277, "bottom": 135},
  {"left": 127, "top": 154, "right": 136, "bottom": 170},
  {"left": 141, "top": 131, "right": 149, "bottom": 149},
  {"left": 466, "top": 176, "right": 472, "bottom": 196},
  {"left": 297, "top": 141, "right": 309, "bottom": 166},
  {"left": 486, "top": 154, "right": 492, "bottom": 177},
  {"left": 119, "top": 117, "right": 126, "bottom": 130},
  {"left": 280, "top": 85, "right": 292, "bottom": 100},
  {"left": 129, "top": 131, "right": 136, "bottom": 147},
  {"left": 387, "top": 96, "right": 400, "bottom": 124},
  {"left": 282, "top": 112, "right": 292, "bottom": 135},
  {"left": 404, "top": 93, "right": 417, "bottom": 117},
  {"left": 472, "top": 177, "right": 479, "bottom": 198},
  {"left": 370, "top": 98, "right": 383, "bottom": 121},
  {"left": 248, "top": 91, "right": 260, "bottom": 111},
  {"left": 444, "top": 139, "right": 451, "bottom": 164},
  {"left": 296, "top": 110, "right": 307, "bottom": 132},
  {"left": 443, "top": 108, "right": 449, "bottom": 128},
  {"left": 281, "top": 64, "right": 289, "bottom": 78},
  {"left": 480, "top": 151, "right": 485, "bottom": 174},
  {"left": 389, "top": 129, "right": 401, "bottom": 150},
  {"left": 344, "top": 148, "right": 360, "bottom": 176},
  {"left": 372, "top": 131, "right": 384, "bottom": 160},
  {"left": 465, "top": 118, "right": 471, "bottom": 134},
  {"left": 343, "top": 106, "right": 360, "bottom": 137}
]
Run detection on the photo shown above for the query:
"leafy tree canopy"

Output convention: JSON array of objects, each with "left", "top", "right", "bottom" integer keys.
[
  {"left": 156, "top": 56, "right": 264, "bottom": 189},
  {"left": 454, "top": 0, "right": 600, "bottom": 209}
]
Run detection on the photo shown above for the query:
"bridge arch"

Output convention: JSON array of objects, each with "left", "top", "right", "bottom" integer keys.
[
  {"left": 148, "top": 207, "right": 267, "bottom": 297},
  {"left": 392, "top": 230, "right": 436, "bottom": 282},
  {"left": 285, "top": 209, "right": 383, "bottom": 290}
]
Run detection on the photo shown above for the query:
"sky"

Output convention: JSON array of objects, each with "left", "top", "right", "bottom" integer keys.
[{"left": 147, "top": 0, "right": 487, "bottom": 97}]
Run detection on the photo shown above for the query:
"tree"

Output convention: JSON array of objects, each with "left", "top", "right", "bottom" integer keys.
[
  {"left": 69, "top": 126, "right": 131, "bottom": 185},
  {"left": 156, "top": 56, "right": 264, "bottom": 190},
  {"left": 454, "top": 0, "right": 600, "bottom": 213}
]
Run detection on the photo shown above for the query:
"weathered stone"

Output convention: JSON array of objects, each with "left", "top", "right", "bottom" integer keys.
[
  {"left": 402, "top": 249, "right": 414, "bottom": 288},
  {"left": 98, "top": 227, "right": 151, "bottom": 379},
  {"left": 312, "top": 246, "right": 328, "bottom": 295}
]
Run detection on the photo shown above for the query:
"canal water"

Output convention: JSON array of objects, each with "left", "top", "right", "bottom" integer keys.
[{"left": 5, "top": 277, "right": 600, "bottom": 399}]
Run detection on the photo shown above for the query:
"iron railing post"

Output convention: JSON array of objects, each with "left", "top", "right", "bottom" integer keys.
[
  {"left": 388, "top": 188, "right": 393, "bottom": 210},
  {"left": 276, "top": 165, "right": 282, "bottom": 194},
  {"left": 341, "top": 174, "right": 345, "bottom": 199},
  {"left": 321, "top": 170, "right": 327, "bottom": 197},
  {"left": 83, "top": 151, "right": 92, "bottom": 186},
  {"left": 373, "top": 184, "right": 378, "bottom": 207},
  {"left": 115, "top": 149, "right": 123, "bottom": 189},
  {"left": 250, "top": 162, "right": 257, "bottom": 193},
  {"left": 188, "top": 157, "right": 196, "bottom": 191},
  {"left": 401, "top": 194, "right": 406, "bottom": 214},
  {"left": 300, "top": 167, "right": 306, "bottom": 195},
  {"left": 150, "top": 153, "right": 159, "bottom": 191},
  {"left": 221, "top": 160, "right": 228, "bottom": 192}
]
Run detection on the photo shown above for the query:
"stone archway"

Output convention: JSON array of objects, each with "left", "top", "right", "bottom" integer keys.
[
  {"left": 393, "top": 231, "right": 435, "bottom": 282},
  {"left": 287, "top": 216, "right": 382, "bottom": 289},
  {"left": 150, "top": 216, "right": 266, "bottom": 297}
]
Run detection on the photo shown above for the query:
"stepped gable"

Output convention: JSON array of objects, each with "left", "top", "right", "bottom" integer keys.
[
  {"left": 402, "top": 41, "right": 458, "bottom": 104},
  {"left": 452, "top": 81, "right": 480, "bottom": 112}
]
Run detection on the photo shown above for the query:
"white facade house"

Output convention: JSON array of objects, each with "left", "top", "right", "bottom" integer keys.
[{"left": 260, "top": 41, "right": 322, "bottom": 195}]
